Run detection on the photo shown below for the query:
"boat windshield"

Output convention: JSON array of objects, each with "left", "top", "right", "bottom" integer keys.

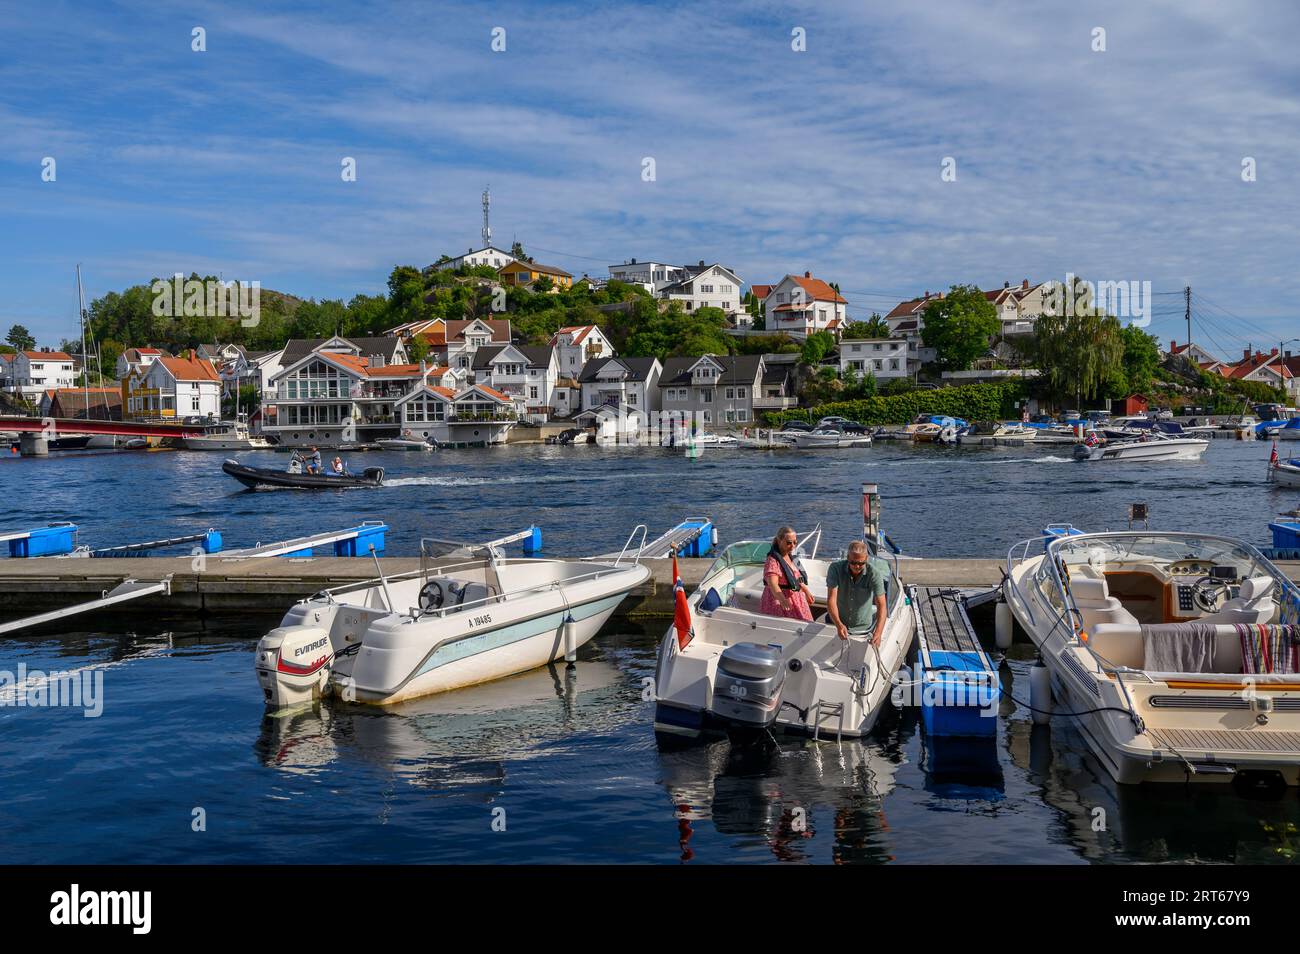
[
  {"left": 704, "top": 526, "right": 823, "bottom": 578},
  {"left": 1049, "top": 532, "right": 1293, "bottom": 592}
]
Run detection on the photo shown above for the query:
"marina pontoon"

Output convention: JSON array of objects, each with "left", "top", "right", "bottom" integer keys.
[
  {"left": 1005, "top": 530, "right": 1300, "bottom": 785},
  {"left": 255, "top": 529, "right": 650, "bottom": 708}
]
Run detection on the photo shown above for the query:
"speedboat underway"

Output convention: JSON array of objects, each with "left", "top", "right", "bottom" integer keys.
[
  {"left": 223, "top": 455, "right": 384, "bottom": 490},
  {"left": 653, "top": 526, "right": 915, "bottom": 742},
  {"left": 1005, "top": 530, "right": 1300, "bottom": 785},
  {"left": 255, "top": 530, "right": 651, "bottom": 708},
  {"left": 1073, "top": 429, "right": 1208, "bottom": 462}
]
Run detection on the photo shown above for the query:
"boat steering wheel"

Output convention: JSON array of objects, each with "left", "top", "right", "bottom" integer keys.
[
  {"left": 418, "top": 580, "right": 444, "bottom": 612},
  {"left": 1191, "top": 576, "right": 1231, "bottom": 613}
]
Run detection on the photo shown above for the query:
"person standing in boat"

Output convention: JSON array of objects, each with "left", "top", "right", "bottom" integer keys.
[
  {"left": 826, "top": 540, "right": 887, "bottom": 645},
  {"left": 761, "top": 526, "right": 814, "bottom": 622}
]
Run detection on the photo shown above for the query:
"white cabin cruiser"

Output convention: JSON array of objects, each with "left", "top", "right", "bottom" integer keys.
[
  {"left": 180, "top": 418, "right": 272, "bottom": 451},
  {"left": 1005, "top": 530, "right": 1300, "bottom": 785},
  {"left": 653, "top": 523, "right": 915, "bottom": 742},
  {"left": 255, "top": 530, "right": 650, "bottom": 708},
  {"left": 377, "top": 430, "right": 436, "bottom": 451},
  {"left": 791, "top": 428, "right": 872, "bottom": 449}
]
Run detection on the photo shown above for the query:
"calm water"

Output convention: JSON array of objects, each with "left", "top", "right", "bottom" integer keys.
[{"left": 1, "top": 438, "right": 1298, "bottom": 864}]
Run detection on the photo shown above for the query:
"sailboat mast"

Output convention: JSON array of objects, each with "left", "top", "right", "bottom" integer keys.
[{"left": 76, "top": 264, "right": 88, "bottom": 414}]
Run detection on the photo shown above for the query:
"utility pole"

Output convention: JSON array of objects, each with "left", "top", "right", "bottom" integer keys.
[{"left": 1184, "top": 285, "right": 1191, "bottom": 351}]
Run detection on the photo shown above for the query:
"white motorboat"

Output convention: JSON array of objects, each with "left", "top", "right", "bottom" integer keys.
[
  {"left": 991, "top": 423, "right": 1037, "bottom": 439},
  {"left": 653, "top": 525, "right": 915, "bottom": 741},
  {"left": 1073, "top": 432, "right": 1209, "bottom": 462},
  {"left": 1279, "top": 419, "right": 1300, "bottom": 442},
  {"left": 180, "top": 419, "right": 273, "bottom": 451},
  {"left": 1005, "top": 529, "right": 1300, "bottom": 785},
  {"left": 1272, "top": 458, "right": 1300, "bottom": 489},
  {"left": 255, "top": 529, "right": 650, "bottom": 708},
  {"left": 791, "top": 427, "right": 872, "bottom": 449},
  {"left": 377, "top": 431, "right": 436, "bottom": 452}
]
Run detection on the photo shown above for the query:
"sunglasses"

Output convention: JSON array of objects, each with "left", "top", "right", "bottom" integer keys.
[{"left": 847, "top": 559, "right": 867, "bottom": 566}]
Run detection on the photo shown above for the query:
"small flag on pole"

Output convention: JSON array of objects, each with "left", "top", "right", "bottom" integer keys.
[
  {"left": 1271, "top": 441, "right": 1280, "bottom": 467},
  {"left": 672, "top": 550, "right": 692, "bottom": 650}
]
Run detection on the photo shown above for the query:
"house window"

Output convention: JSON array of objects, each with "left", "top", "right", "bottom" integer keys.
[
  {"left": 890, "top": 359, "right": 899, "bottom": 370},
  {"left": 529, "top": 387, "right": 538, "bottom": 399},
  {"left": 737, "top": 409, "right": 748, "bottom": 422},
  {"left": 628, "top": 393, "right": 637, "bottom": 406},
  {"left": 191, "top": 396, "right": 200, "bottom": 411},
  {"left": 702, "top": 410, "right": 711, "bottom": 423},
  {"left": 725, "top": 388, "right": 735, "bottom": 400},
  {"left": 737, "top": 387, "right": 746, "bottom": 399},
  {"left": 701, "top": 389, "right": 713, "bottom": 403},
  {"left": 874, "top": 360, "right": 883, "bottom": 370},
  {"left": 725, "top": 409, "right": 735, "bottom": 423}
]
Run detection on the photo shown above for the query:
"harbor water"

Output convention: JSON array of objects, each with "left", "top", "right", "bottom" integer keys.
[{"left": 2, "top": 439, "right": 1298, "bottom": 863}]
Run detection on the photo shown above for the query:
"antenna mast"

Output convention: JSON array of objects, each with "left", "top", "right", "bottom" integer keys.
[{"left": 482, "top": 186, "right": 491, "bottom": 249}]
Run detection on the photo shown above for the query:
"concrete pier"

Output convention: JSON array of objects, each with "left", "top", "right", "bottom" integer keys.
[
  {"left": 18, "top": 433, "right": 48, "bottom": 457},
  {"left": 0, "top": 556, "right": 1295, "bottom": 623}
]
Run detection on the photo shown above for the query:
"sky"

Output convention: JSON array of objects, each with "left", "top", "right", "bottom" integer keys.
[{"left": 1, "top": 0, "right": 1298, "bottom": 359}]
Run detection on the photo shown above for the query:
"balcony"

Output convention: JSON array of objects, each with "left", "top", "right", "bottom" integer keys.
[
  {"left": 448, "top": 410, "right": 517, "bottom": 422},
  {"left": 753, "top": 394, "right": 797, "bottom": 410}
]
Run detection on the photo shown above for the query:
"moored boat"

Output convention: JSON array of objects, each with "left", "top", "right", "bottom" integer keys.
[
  {"left": 255, "top": 531, "right": 651, "bottom": 707},
  {"left": 180, "top": 419, "right": 272, "bottom": 451},
  {"left": 1004, "top": 529, "right": 1300, "bottom": 785}
]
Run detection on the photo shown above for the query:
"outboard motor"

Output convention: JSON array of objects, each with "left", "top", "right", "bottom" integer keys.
[
  {"left": 255, "top": 625, "right": 334, "bottom": 708},
  {"left": 362, "top": 466, "right": 384, "bottom": 485},
  {"left": 710, "top": 643, "right": 787, "bottom": 736}
]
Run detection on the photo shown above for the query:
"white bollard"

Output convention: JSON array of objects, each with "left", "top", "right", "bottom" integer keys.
[{"left": 995, "top": 602, "right": 1013, "bottom": 650}]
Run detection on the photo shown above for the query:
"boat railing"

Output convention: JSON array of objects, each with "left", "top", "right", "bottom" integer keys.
[
  {"left": 615, "top": 525, "right": 648, "bottom": 565},
  {"left": 417, "top": 562, "right": 638, "bottom": 620},
  {"left": 1005, "top": 538, "right": 1042, "bottom": 627}
]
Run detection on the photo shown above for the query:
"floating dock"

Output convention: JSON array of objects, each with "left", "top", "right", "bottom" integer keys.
[
  {"left": 909, "top": 584, "right": 999, "bottom": 738},
  {"left": 0, "top": 557, "right": 1294, "bottom": 623}
]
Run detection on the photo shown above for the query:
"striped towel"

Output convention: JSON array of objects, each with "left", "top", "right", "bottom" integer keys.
[{"left": 1236, "top": 624, "right": 1300, "bottom": 674}]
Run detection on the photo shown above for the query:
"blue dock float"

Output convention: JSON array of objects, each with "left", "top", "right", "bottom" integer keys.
[
  {"left": 0, "top": 522, "right": 79, "bottom": 558},
  {"left": 908, "top": 584, "right": 999, "bottom": 739}
]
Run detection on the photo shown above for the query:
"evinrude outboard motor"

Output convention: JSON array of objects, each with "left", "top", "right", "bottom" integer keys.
[
  {"left": 710, "top": 642, "right": 787, "bottom": 737},
  {"left": 256, "top": 625, "right": 335, "bottom": 708}
]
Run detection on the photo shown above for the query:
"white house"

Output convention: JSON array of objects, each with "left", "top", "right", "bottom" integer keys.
[
  {"left": 0, "top": 353, "right": 14, "bottom": 391},
  {"left": 549, "top": 325, "right": 615, "bottom": 377},
  {"left": 659, "top": 262, "right": 744, "bottom": 316},
  {"left": 884, "top": 292, "right": 944, "bottom": 372},
  {"left": 395, "top": 382, "right": 517, "bottom": 446},
  {"left": 124, "top": 354, "right": 222, "bottom": 420},
  {"left": 11, "top": 350, "right": 77, "bottom": 402},
  {"left": 608, "top": 259, "right": 683, "bottom": 292},
  {"left": 115, "top": 347, "right": 168, "bottom": 381},
  {"left": 434, "top": 246, "right": 518, "bottom": 271},
  {"left": 578, "top": 356, "right": 663, "bottom": 416},
  {"left": 472, "top": 344, "right": 560, "bottom": 421},
  {"left": 839, "top": 338, "right": 910, "bottom": 380},
  {"left": 761, "top": 272, "right": 848, "bottom": 336}
]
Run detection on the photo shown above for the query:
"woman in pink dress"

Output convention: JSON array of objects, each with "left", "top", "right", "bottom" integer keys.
[{"left": 760, "top": 526, "right": 814, "bottom": 621}]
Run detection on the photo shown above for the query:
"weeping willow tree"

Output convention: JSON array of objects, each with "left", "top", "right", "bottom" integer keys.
[{"left": 1032, "top": 276, "right": 1125, "bottom": 408}]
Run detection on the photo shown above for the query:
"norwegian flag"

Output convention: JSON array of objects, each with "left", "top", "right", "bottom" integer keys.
[
  {"left": 672, "top": 550, "right": 693, "bottom": 650},
  {"left": 1271, "top": 441, "right": 1280, "bottom": 467}
]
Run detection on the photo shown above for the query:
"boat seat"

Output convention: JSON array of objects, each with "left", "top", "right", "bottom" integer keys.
[
  {"left": 1070, "top": 575, "right": 1139, "bottom": 630},
  {"left": 1090, "top": 623, "right": 1243, "bottom": 673},
  {"left": 1202, "top": 575, "right": 1276, "bottom": 625}
]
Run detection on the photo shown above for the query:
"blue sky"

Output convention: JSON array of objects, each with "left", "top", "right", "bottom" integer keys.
[{"left": 2, "top": 0, "right": 1298, "bottom": 358}]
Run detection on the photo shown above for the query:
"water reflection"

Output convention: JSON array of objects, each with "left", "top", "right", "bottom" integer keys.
[
  {"left": 656, "top": 713, "right": 913, "bottom": 863},
  {"left": 1007, "top": 717, "right": 1300, "bottom": 863},
  {"left": 254, "top": 657, "right": 630, "bottom": 800}
]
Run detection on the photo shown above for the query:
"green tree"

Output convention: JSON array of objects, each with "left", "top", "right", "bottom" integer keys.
[
  {"left": 407, "top": 336, "right": 431, "bottom": 365},
  {"left": 1032, "top": 277, "right": 1125, "bottom": 407},
  {"left": 800, "top": 330, "right": 836, "bottom": 366},
  {"left": 1117, "top": 324, "right": 1161, "bottom": 395},
  {"left": 920, "top": 286, "right": 999, "bottom": 371},
  {"left": 842, "top": 314, "right": 891, "bottom": 339},
  {"left": 510, "top": 241, "right": 526, "bottom": 261},
  {"left": 5, "top": 324, "right": 35, "bottom": 351}
]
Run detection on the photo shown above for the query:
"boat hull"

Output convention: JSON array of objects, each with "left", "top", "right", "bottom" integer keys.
[
  {"left": 1076, "top": 438, "right": 1208, "bottom": 461},
  {"left": 222, "top": 459, "right": 383, "bottom": 489},
  {"left": 1274, "top": 463, "right": 1300, "bottom": 489}
]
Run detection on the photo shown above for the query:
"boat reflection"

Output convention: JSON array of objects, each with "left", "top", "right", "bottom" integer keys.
[
  {"left": 253, "top": 656, "right": 630, "bottom": 799},
  {"left": 658, "top": 713, "right": 912, "bottom": 863},
  {"left": 1006, "top": 717, "right": 1300, "bottom": 863}
]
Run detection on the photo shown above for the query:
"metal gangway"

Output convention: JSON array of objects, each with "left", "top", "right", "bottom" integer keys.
[
  {"left": 218, "top": 522, "right": 389, "bottom": 559},
  {"left": 0, "top": 577, "right": 173, "bottom": 636},
  {"left": 594, "top": 517, "right": 715, "bottom": 561}
]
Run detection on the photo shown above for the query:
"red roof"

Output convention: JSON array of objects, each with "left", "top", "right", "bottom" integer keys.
[
  {"left": 552, "top": 325, "right": 599, "bottom": 346},
  {"left": 750, "top": 284, "right": 773, "bottom": 300},
  {"left": 470, "top": 384, "right": 512, "bottom": 402},
  {"left": 789, "top": 275, "right": 846, "bottom": 304},
  {"left": 23, "top": 350, "right": 73, "bottom": 361},
  {"left": 158, "top": 356, "right": 220, "bottom": 382}
]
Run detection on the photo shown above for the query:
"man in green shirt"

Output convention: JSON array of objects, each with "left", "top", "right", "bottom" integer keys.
[{"left": 826, "top": 540, "right": 887, "bottom": 645}]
